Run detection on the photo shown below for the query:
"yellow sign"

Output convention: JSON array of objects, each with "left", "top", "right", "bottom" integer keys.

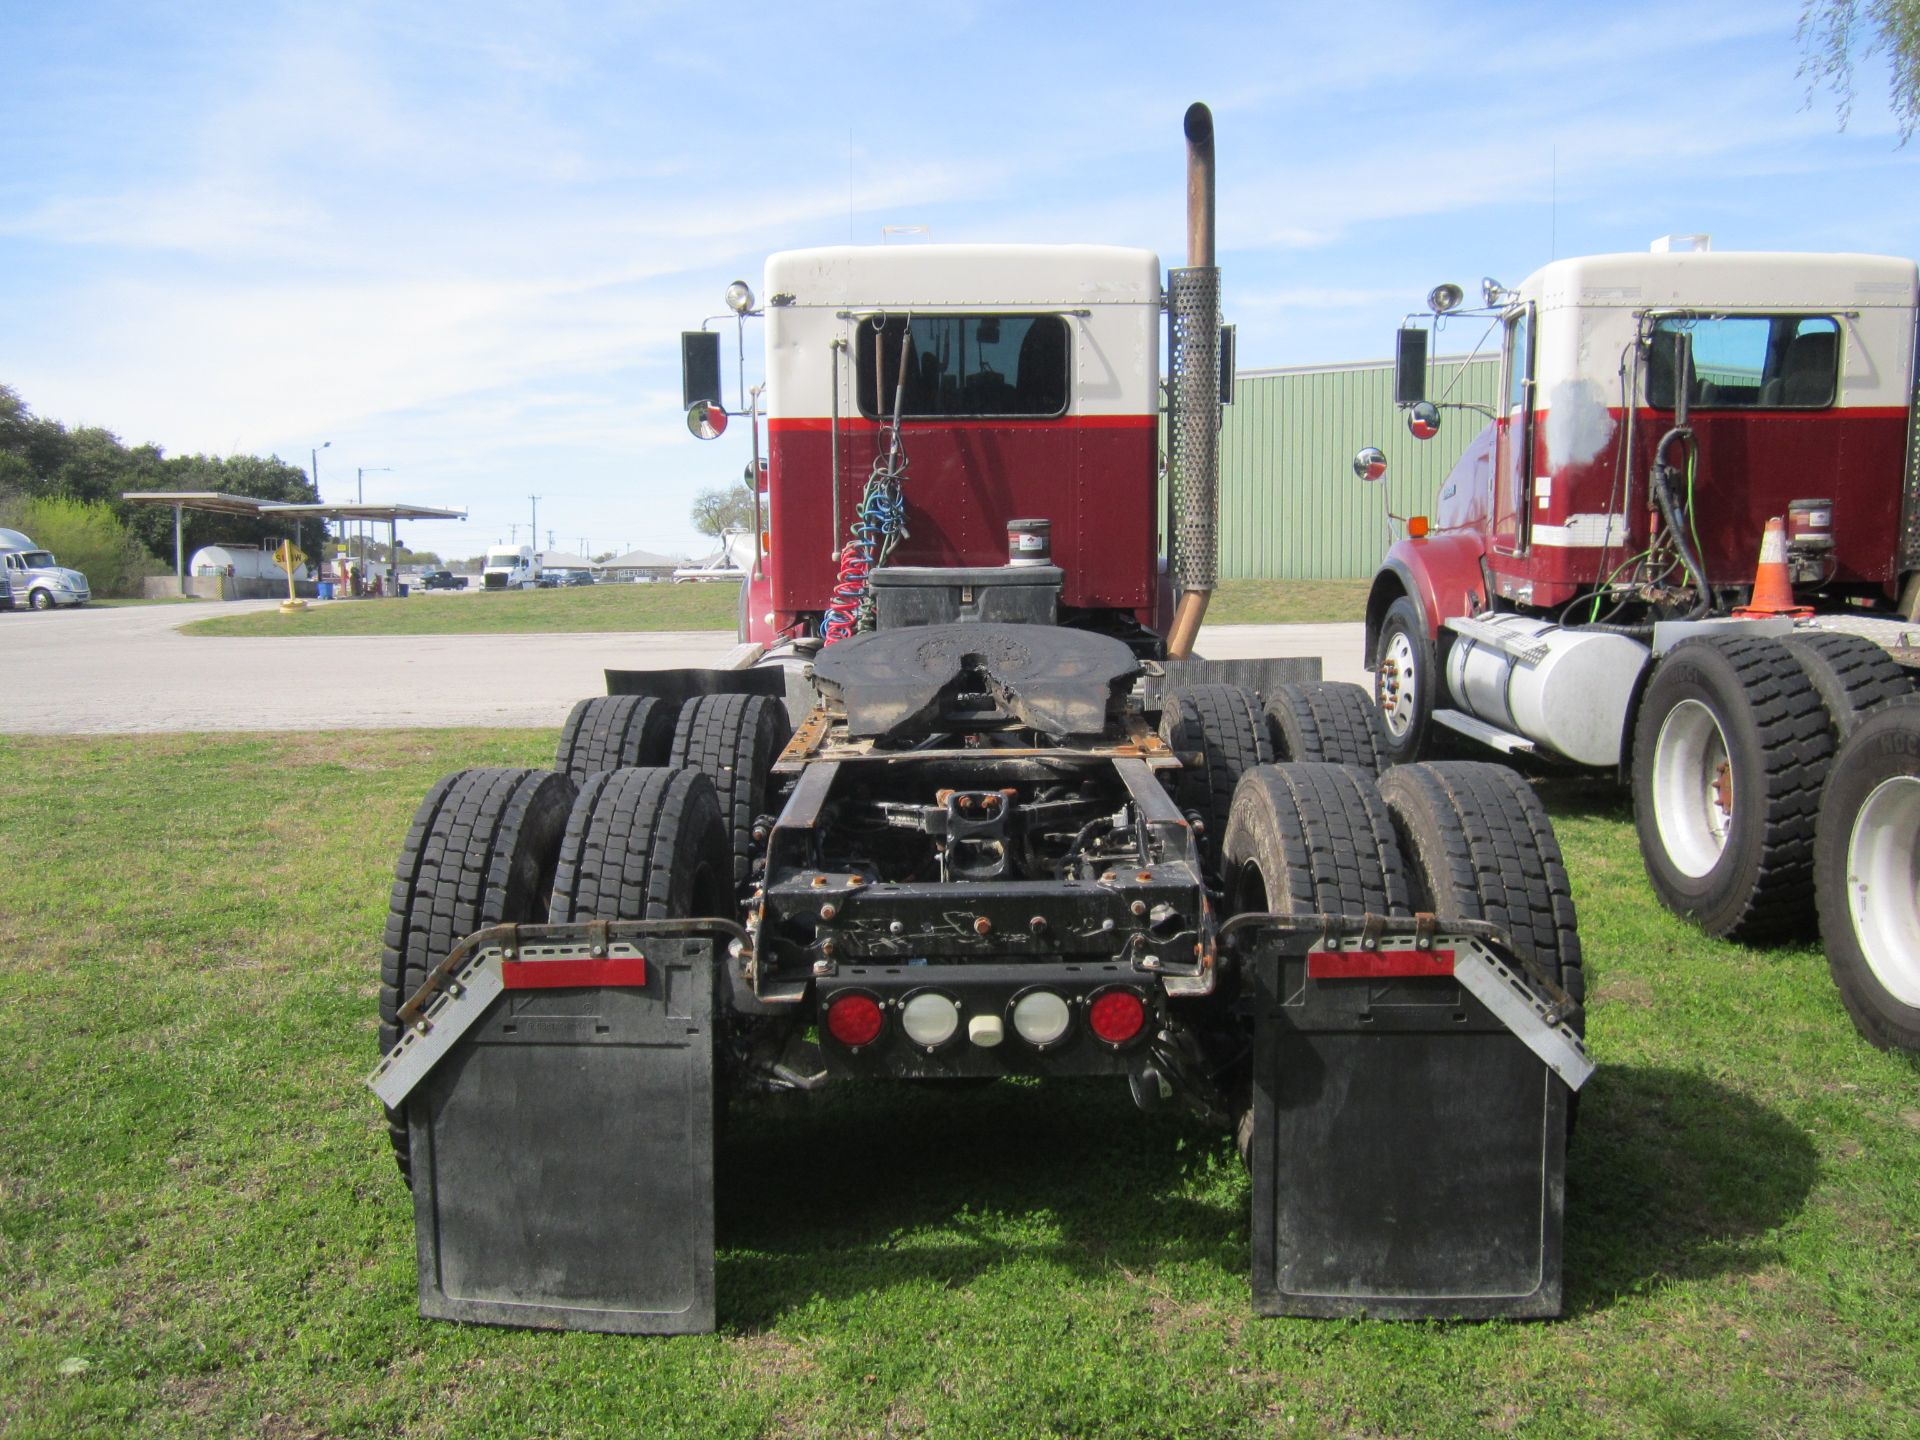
[{"left": 274, "top": 542, "right": 307, "bottom": 569}]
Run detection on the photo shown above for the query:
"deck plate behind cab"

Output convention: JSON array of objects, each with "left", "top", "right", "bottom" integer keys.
[{"left": 810, "top": 623, "right": 1139, "bottom": 739}]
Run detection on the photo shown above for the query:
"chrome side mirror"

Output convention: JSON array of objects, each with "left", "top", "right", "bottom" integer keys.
[
  {"left": 687, "top": 400, "right": 729, "bottom": 440},
  {"left": 1406, "top": 401, "right": 1441, "bottom": 440},
  {"left": 1353, "top": 447, "right": 1388, "bottom": 483}
]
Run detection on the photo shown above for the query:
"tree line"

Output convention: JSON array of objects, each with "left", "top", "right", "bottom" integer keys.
[{"left": 0, "top": 383, "right": 326, "bottom": 596}]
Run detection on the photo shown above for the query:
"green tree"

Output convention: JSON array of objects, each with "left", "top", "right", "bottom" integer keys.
[
  {"left": 0, "top": 494, "right": 161, "bottom": 598},
  {"left": 1800, "top": 0, "right": 1920, "bottom": 140},
  {"left": 690, "top": 485, "right": 755, "bottom": 539}
]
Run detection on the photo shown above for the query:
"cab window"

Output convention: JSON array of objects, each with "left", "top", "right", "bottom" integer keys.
[
  {"left": 856, "top": 314, "right": 1070, "bottom": 420},
  {"left": 1647, "top": 314, "right": 1839, "bottom": 410}
]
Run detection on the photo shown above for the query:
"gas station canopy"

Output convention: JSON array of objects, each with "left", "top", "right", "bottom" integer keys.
[{"left": 120, "top": 491, "right": 467, "bottom": 594}]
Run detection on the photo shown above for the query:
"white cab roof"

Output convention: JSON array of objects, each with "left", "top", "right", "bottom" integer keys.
[
  {"left": 1524, "top": 251, "right": 1918, "bottom": 311},
  {"left": 764, "top": 245, "right": 1162, "bottom": 309}
]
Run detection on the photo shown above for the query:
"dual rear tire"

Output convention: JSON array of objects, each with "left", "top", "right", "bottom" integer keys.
[
  {"left": 1221, "top": 758, "right": 1582, "bottom": 1006},
  {"left": 380, "top": 691, "right": 781, "bottom": 1179},
  {"left": 1815, "top": 696, "right": 1920, "bottom": 1053}
]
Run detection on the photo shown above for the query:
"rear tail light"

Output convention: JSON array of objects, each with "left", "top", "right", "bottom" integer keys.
[
  {"left": 901, "top": 991, "right": 960, "bottom": 1047},
  {"left": 1087, "top": 988, "right": 1147, "bottom": 1046},
  {"left": 824, "top": 993, "right": 884, "bottom": 1048},
  {"left": 1010, "top": 990, "right": 1072, "bottom": 1047}
]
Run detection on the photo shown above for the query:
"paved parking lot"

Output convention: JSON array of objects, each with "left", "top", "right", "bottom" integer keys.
[{"left": 2, "top": 600, "right": 1368, "bottom": 735}]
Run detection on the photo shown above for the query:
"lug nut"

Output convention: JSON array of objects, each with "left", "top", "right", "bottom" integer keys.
[
  {"left": 820, "top": 903, "right": 837, "bottom": 921},
  {"left": 889, "top": 920, "right": 906, "bottom": 935},
  {"left": 973, "top": 916, "right": 993, "bottom": 936},
  {"left": 1130, "top": 900, "right": 1147, "bottom": 917}
]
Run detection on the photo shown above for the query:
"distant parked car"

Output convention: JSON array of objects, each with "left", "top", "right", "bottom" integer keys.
[
  {"left": 535, "top": 573, "right": 561, "bottom": 588},
  {"left": 419, "top": 570, "right": 464, "bottom": 591},
  {"left": 563, "top": 570, "right": 596, "bottom": 586}
]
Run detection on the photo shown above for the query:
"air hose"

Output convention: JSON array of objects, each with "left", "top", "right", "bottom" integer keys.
[{"left": 823, "top": 319, "right": 915, "bottom": 644}]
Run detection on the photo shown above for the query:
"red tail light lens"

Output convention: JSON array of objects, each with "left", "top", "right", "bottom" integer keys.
[
  {"left": 1087, "top": 988, "right": 1146, "bottom": 1045},
  {"left": 825, "top": 993, "right": 884, "bottom": 1048}
]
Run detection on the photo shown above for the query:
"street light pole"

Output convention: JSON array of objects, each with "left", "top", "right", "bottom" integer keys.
[
  {"left": 357, "top": 466, "right": 392, "bottom": 584},
  {"left": 306, "top": 441, "right": 330, "bottom": 579},
  {"left": 530, "top": 496, "right": 542, "bottom": 557}
]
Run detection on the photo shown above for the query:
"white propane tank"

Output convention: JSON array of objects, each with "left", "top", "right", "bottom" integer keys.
[
  {"left": 1444, "top": 614, "right": 1650, "bottom": 766},
  {"left": 189, "top": 544, "right": 313, "bottom": 581}
]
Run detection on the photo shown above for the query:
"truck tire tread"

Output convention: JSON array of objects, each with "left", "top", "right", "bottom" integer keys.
[
  {"left": 1161, "top": 683, "right": 1274, "bottom": 858},
  {"left": 669, "top": 693, "right": 790, "bottom": 894},
  {"left": 550, "top": 767, "right": 731, "bottom": 922},
  {"left": 378, "top": 766, "right": 576, "bottom": 1181},
  {"left": 1779, "top": 630, "right": 1912, "bottom": 742},
  {"left": 1377, "top": 761, "right": 1584, "bottom": 1007},
  {"left": 1815, "top": 695, "right": 1920, "bottom": 1053},
  {"left": 1221, "top": 761, "right": 1411, "bottom": 920},
  {"left": 1632, "top": 635, "right": 1834, "bottom": 942},
  {"left": 1266, "top": 681, "right": 1385, "bottom": 774},
  {"left": 556, "top": 695, "right": 677, "bottom": 780}
]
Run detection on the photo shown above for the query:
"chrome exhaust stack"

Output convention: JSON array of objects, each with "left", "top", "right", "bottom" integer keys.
[{"left": 1166, "top": 101, "right": 1220, "bottom": 660}]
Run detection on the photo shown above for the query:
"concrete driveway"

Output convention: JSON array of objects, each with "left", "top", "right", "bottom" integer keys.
[{"left": 2, "top": 600, "right": 1368, "bottom": 735}]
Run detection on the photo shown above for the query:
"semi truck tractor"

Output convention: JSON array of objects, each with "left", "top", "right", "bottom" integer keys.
[
  {"left": 1360, "top": 242, "right": 1920, "bottom": 1051},
  {"left": 368, "top": 106, "right": 1594, "bottom": 1334}
]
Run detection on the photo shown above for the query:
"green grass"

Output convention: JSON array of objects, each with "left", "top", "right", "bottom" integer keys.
[
  {"left": 1204, "top": 579, "right": 1369, "bottom": 625},
  {"left": 86, "top": 596, "right": 206, "bottom": 608},
  {"left": 2, "top": 737, "right": 1916, "bottom": 1439},
  {"left": 175, "top": 579, "right": 1366, "bottom": 638},
  {"left": 179, "top": 583, "right": 742, "bottom": 637}
]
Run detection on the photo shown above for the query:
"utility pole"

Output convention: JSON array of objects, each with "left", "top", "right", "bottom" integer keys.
[
  {"left": 306, "top": 441, "right": 329, "bottom": 578},
  {"left": 548, "top": 529, "right": 556, "bottom": 553},
  {"left": 530, "top": 495, "right": 542, "bottom": 554},
  {"left": 579, "top": 536, "right": 587, "bottom": 559},
  {"left": 356, "top": 466, "right": 391, "bottom": 574},
  {"left": 509, "top": 523, "right": 519, "bottom": 544}
]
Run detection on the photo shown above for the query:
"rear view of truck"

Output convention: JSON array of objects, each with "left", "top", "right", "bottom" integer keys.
[{"left": 368, "top": 105, "right": 1593, "bottom": 1334}]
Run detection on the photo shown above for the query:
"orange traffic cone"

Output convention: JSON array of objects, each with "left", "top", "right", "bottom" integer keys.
[{"left": 1732, "top": 516, "right": 1813, "bottom": 618}]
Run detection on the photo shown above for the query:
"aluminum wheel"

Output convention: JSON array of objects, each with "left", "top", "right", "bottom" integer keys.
[
  {"left": 1845, "top": 774, "right": 1920, "bottom": 1007},
  {"left": 1378, "top": 629, "right": 1418, "bottom": 741},
  {"left": 1651, "top": 698, "right": 1734, "bottom": 879}
]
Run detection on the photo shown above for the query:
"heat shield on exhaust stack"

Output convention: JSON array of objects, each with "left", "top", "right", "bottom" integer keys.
[{"left": 1168, "top": 264, "right": 1222, "bottom": 600}]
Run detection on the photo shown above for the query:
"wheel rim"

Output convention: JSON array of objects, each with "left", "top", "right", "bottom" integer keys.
[
  {"left": 1846, "top": 774, "right": 1920, "bottom": 1007},
  {"left": 1652, "top": 698, "right": 1734, "bottom": 878},
  {"left": 1378, "top": 630, "right": 1418, "bottom": 739}
]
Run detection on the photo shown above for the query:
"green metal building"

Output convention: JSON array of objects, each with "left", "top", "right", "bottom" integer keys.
[{"left": 1216, "top": 355, "right": 1498, "bottom": 579}]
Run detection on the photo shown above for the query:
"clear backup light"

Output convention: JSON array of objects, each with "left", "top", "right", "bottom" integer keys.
[
  {"left": 1010, "top": 990, "right": 1072, "bottom": 1047},
  {"left": 901, "top": 992, "right": 960, "bottom": 1048}
]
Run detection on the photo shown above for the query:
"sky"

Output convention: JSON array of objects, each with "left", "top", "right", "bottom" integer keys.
[{"left": 4, "top": 0, "right": 1918, "bottom": 563}]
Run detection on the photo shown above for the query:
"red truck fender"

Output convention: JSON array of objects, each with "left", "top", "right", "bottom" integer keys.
[{"left": 1363, "top": 533, "right": 1491, "bottom": 668}]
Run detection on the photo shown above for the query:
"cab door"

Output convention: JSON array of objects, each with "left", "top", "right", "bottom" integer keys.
[{"left": 1491, "top": 305, "right": 1536, "bottom": 555}]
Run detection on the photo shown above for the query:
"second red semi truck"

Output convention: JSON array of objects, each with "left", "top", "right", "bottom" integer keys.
[{"left": 1364, "top": 241, "right": 1920, "bottom": 1050}]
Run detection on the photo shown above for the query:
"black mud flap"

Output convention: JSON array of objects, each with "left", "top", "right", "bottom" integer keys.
[
  {"left": 1244, "top": 941, "right": 1570, "bottom": 1319},
  {"left": 404, "top": 936, "right": 718, "bottom": 1334}
]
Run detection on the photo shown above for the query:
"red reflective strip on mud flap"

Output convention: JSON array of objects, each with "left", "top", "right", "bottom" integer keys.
[
  {"left": 499, "top": 958, "right": 648, "bottom": 989},
  {"left": 1306, "top": 949, "right": 1455, "bottom": 979}
]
